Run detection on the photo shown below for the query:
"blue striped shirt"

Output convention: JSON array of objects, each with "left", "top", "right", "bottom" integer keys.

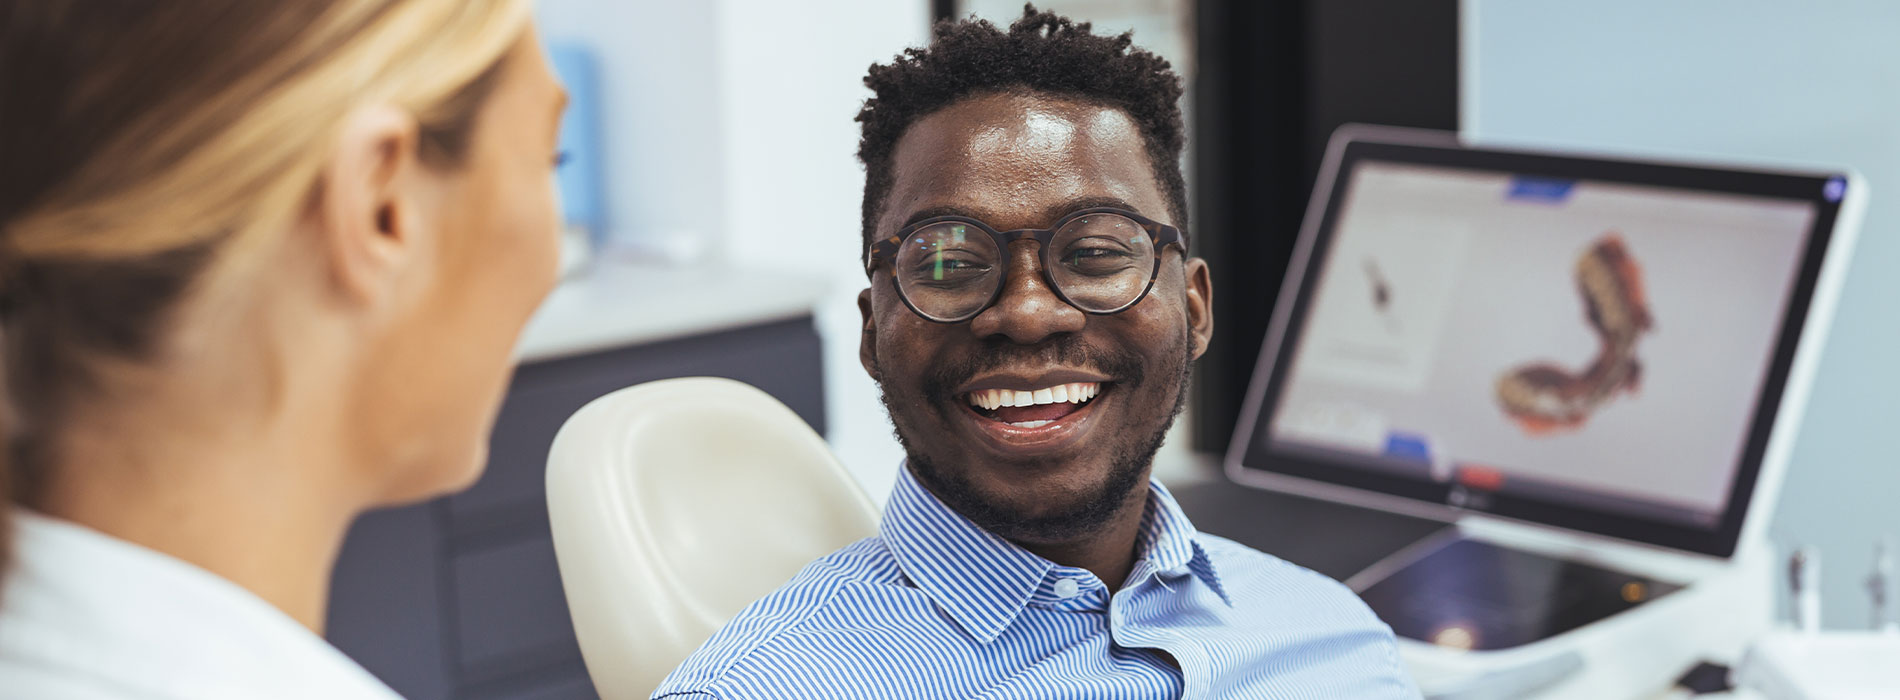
[{"left": 654, "top": 465, "right": 1420, "bottom": 699}]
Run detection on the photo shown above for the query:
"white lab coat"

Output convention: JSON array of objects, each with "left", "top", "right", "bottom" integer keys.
[{"left": 0, "top": 510, "right": 403, "bottom": 699}]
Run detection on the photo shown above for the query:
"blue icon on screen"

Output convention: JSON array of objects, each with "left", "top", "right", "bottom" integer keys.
[
  {"left": 1505, "top": 176, "right": 1577, "bottom": 204},
  {"left": 1383, "top": 432, "right": 1432, "bottom": 464}
]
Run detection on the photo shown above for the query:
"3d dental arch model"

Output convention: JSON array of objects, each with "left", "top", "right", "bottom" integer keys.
[{"left": 1496, "top": 233, "right": 1653, "bottom": 435}]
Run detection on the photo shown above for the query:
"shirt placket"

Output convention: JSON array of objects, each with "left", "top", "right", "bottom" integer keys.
[{"left": 1109, "top": 561, "right": 1215, "bottom": 699}]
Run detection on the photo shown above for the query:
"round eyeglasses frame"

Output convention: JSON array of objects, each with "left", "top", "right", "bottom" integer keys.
[{"left": 864, "top": 206, "right": 1187, "bottom": 324}]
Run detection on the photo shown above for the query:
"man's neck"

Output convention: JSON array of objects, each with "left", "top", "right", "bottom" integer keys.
[{"left": 1013, "top": 484, "right": 1152, "bottom": 590}]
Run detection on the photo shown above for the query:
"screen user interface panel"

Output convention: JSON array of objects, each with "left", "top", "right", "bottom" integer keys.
[{"left": 1240, "top": 138, "right": 1846, "bottom": 556}]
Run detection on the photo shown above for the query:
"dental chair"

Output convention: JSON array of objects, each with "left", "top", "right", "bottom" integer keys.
[{"left": 545, "top": 377, "right": 879, "bottom": 699}]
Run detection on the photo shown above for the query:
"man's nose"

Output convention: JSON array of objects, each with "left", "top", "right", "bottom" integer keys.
[{"left": 968, "top": 240, "right": 1087, "bottom": 344}]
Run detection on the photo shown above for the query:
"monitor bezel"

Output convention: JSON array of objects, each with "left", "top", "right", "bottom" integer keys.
[{"left": 1224, "top": 126, "right": 1852, "bottom": 559}]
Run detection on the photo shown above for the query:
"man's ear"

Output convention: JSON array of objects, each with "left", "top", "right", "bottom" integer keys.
[
  {"left": 312, "top": 104, "right": 424, "bottom": 307},
  {"left": 1184, "top": 257, "right": 1214, "bottom": 360},
  {"left": 858, "top": 286, "right": 880, "bottom": 381}
]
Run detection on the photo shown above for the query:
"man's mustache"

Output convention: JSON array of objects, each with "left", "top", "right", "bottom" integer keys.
[{"left": 918, "top": 337, "right": 1147, "bottom": 404}]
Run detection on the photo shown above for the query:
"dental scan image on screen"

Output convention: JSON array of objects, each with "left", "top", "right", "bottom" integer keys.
[{"left": 1267, "top": 162, "right": 1817, "bottom": 527}]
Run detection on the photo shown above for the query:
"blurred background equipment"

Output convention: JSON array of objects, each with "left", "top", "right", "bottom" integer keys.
[
  {"left": 1222, "top": 125, "right": 1863, "bottom": 698},
  {"left": 1735, "top": 545, "right": 1900, "bottom": 698},
  {"left": 1871, "top": 541, "right": 1894, "bottom": 632},
  {"left": 1735, "top": 629, "right": 1900, "bottom": 699},
  {"left": 1792, "top": 546, "right": 1822, "bottom": 634}
]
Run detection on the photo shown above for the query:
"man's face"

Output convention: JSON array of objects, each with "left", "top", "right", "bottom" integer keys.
[{"left": 860, "top": 91, "right": 1213, "bottom": 545}]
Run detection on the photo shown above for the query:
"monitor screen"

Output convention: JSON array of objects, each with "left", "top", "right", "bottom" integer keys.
[{"left": 1232, "top": 130, "right": 1853, "bottom": 557}]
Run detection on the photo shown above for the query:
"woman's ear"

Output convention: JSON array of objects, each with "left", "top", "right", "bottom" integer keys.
[{"left": 312, "top": 104, "right": 424, "bottom": 307}]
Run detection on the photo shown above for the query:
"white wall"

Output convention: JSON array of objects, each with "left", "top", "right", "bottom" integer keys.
[
  {"left": 1466, "top": 0, "right": 1900, "bottom": 629},
  {"left": 961, "top": 0, "right": 1194, "bottom": 76},
  {"left": 713, "top": 0, "right": 930, "bottom": 503},
  {"left": 535, "top": 0, "right": 930, "bottom": 502},
  {"left": 534, "top": 0, "right": 728, "bottom": 256}
]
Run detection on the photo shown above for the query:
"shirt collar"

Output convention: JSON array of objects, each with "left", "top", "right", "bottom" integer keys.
[
  {"left": 1136, "top": 478, "right": 1232, "bottom": 607},
  {"left": 880, "top": 464, "right": 1230, "bottom": 644},
  {"left": 0, "top": 510, "right": 403, "bottom": 700}
]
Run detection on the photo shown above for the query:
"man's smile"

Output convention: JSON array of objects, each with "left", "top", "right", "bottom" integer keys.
[
  {"left": 967, "top": 381, "right": 1100, "bottom": 422},
  {"left": 949, "top": 370, "right": 1117, "bottom": 456}
]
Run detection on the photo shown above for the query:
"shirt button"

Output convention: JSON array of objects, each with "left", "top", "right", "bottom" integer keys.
[{"left": 1053, "top": 578, "right": 1080, "bottom": 599}]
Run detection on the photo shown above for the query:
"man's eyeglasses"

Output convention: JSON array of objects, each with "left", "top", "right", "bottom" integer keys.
[{"left": 866, "top": 207, "right": 1185, "bottom": 324}]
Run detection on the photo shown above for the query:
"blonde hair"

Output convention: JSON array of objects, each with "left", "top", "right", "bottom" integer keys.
[{"left": 0, "top": 0, "right": 531, "bottom": 573}]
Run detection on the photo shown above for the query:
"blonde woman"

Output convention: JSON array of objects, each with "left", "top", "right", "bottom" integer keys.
[{"left": 0, "top": 1, "right": 568, "bottom": 697}]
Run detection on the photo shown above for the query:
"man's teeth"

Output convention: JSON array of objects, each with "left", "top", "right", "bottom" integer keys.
[{"left": 966, "top": 382, "right": 1100, "bottom": 411}]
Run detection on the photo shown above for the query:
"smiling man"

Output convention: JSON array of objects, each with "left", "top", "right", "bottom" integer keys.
[{"left": 655, "top": 9, "right": 1418, "bottom": 699}]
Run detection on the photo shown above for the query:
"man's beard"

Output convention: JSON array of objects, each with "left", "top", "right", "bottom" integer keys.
[{"left": 874, "top": 326, "right": 1194, "bottom": 543}]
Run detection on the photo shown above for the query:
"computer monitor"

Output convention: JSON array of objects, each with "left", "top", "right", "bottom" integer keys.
[{"left": 1227, "top": 126, "right": 1862, "bottom": 559}]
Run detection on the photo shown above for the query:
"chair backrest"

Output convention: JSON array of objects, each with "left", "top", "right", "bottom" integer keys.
[{"left": 545, "top": 377, "right": 878, "bottom": 699}]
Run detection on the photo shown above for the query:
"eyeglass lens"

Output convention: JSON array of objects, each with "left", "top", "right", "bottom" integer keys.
[{"left": 892, "top": 213, "right": 1158, "bottom": 321}]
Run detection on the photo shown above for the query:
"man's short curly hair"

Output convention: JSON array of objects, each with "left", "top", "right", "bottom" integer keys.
[{"left": 855, "top": 6, "right": 1188, "bottom": 259}]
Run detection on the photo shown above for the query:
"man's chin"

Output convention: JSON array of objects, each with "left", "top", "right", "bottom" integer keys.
[{"left": 907, "top": 454, "right": 1144, "bottom": 543}]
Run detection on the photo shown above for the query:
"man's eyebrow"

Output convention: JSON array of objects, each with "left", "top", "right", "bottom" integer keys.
[
  {"left": 1040, "top": 196, "right": 1142, "bottom": 224},
  {"left": 897, "top": 206, "right": 978, "bottom": 231},
  {"left": 894, "top": 196, "right": 1148, "bottom": 232}
]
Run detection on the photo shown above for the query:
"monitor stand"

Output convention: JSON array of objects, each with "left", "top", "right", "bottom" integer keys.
[
  {"left": 1354, "top": 535, "right": 1684, "bottom": 651},
  {"left": 1350, "top": 524, "right": 1773, "bottom": 700},
  {"left": 1168, "top": 477, "right": 1774, "bottom": 698}
]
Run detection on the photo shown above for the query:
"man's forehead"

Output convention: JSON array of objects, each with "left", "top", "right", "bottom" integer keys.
[{"left": 881, "top": 92, "right": 1168, "bottom": 233}]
